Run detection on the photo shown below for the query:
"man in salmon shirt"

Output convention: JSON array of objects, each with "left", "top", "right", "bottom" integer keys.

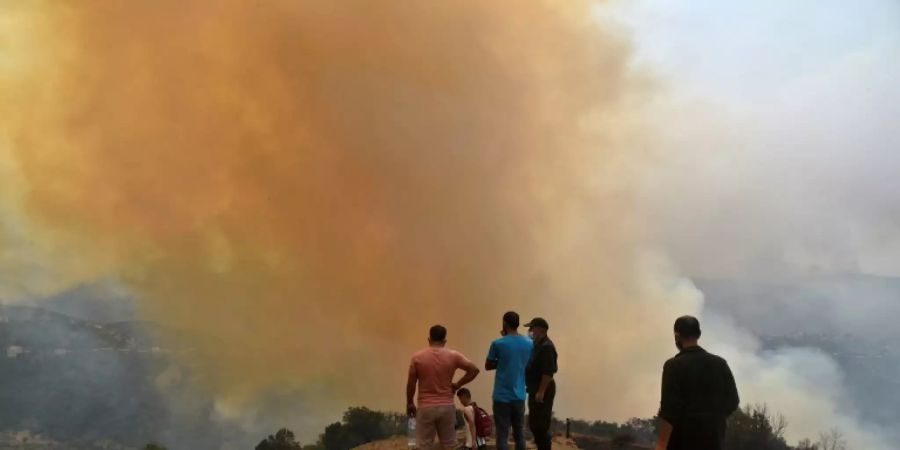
[{"left": 407, "top": 325, "right": 481, "bottom": 449}]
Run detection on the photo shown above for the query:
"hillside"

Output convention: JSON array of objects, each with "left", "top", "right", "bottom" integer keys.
[
  {"left": 697, "top": 274, "right": 900, "bottom": 339},
  {"left": 0, "top": 304, "right": 240, "bottom": 449},
  {"left": 697, "top": 274, "right": 900, "bottom": 442}
]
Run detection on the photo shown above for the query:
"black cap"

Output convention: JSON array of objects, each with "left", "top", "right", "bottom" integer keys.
[
  {"left": 673, "top": 315, "right": 701, "bottom": 338},
  {"left": 524, "top": 317, "right": 549, "bottom": 330}
]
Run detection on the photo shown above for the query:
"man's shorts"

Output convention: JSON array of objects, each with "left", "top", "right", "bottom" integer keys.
[{"left": 416, "top": 404, "right": 457, "bottom": 449}]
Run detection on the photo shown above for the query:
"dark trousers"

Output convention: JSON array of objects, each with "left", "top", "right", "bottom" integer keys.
[
  {"left": 528, "top": 381, "right": 556, "bottom": 450},
  {"left": 493, "top": 400, "right": 526, "bottom": 450},
  {"left": 668, "top": 416, "right": 726, "bottom": 450}
]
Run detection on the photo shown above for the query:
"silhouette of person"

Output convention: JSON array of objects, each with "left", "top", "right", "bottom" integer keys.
[
  {"left": 486, "top": 311, "right": 533, "bottom": 450},
  {"left": 525, "top": 317, "right": 557, "bottom": 450},
  {"left": 408, "top": 325, "right": 480, "bottom": 450},
  {"left": 656, "top": 316, "right": 739, "bottom": 450}
]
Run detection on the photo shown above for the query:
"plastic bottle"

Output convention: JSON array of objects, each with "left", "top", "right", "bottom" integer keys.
[{"left": 407, "top": 416, "right": 417, "bottom": 449}]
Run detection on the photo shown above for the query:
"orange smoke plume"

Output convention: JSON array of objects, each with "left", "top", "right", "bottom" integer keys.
[{"left": 1, "top": 0, "right": 691, "bottom": 435}]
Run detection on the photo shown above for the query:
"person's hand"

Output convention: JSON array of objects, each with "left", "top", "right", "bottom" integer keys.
[
  {"left": 535, "top": 390, "right": 545, "bottom": 403},
  {"left": 407, "top": 402, "right": 417, "bottom": 417},
  {"left": 451, "top": 382, "right": 460, "bottom": 393}
]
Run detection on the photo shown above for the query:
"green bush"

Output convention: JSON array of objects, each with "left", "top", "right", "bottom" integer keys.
[
  {"left": 319, "top": 407, "right": 406, "bottom": 450},
  {"left": 256, "top": 428, "right": 303, "bottom": 450}
]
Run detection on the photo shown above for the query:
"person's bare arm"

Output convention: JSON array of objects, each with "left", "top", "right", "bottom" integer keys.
[
  {"left": 535, "top": 374, "right": 553, "bottom": 402},
  {"left": 406, "top": 363, "right": 418, "bottom": 417},
  {"left": 655, "top": 419, "right": 673, "bottom": 450},
  {"left": 485, "top": 359, "right": 498, "bottom": 371},
  {"left": 465, "top": 407, "right": 477, "bottom": 446},
  {"left": 454, "top": 355, "right": 480, "bottom": 390}
]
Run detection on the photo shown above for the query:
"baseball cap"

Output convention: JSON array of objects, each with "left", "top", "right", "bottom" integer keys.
[{"left": 524, "top": 317, "right": 549, "bottom": 330}]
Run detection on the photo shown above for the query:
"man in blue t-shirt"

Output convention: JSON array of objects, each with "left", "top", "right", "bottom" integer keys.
[{"left": 485, "top": 311, "right": 533, "bottom": 450}]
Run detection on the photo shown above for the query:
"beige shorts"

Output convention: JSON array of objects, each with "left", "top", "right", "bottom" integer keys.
[{"left": 416, "top": 404, "right": 458, "bottom": 449}]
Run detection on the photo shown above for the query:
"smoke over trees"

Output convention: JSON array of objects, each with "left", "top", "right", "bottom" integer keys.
[{"left": 0, "top": 1, "right": 896, "bottom": 448}]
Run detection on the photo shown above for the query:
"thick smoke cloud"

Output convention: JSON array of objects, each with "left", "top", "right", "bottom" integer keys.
[
  {"left": 0, "top": 1, "right": 895, "bottom": 448},
  {"left": 0, "top": 0, "right": 689, "bottom": 439}
]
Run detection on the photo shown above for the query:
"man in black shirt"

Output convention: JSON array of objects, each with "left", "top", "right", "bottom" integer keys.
[
  {"left": 656, "top": 316, "right": 739, "bottom": 450},
  {"left": 525, "top": 317, "right": 558, "bottom": 450}
]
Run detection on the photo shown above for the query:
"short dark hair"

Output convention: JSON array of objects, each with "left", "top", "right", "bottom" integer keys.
[
  {"left": 456, "top": 388, "right": 471, "bottom": 398},
  {"left": 674, "top": 315, "right": 701, "bottom": 339},
  {"left": 429, "top": 325, "right": 447, "bottom": 341},
  {"left": 503, "top": 311, "right": 520, "bottom": 329}
]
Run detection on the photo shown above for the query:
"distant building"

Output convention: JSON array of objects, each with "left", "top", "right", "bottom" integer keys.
[{"left": 7, "top": 345, "right": 24, "bottom": 358}]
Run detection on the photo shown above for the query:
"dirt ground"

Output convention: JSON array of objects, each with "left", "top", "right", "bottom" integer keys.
[{"left": 353, "top": 434, "right": 583, "bottom": 450}]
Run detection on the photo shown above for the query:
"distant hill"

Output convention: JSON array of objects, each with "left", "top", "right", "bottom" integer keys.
[
  {"left": 696, "top": 274, "right": 900, "bottom": 445},
  {"left": 29, "top": 283, "right": 138, "bottom": 323},
  {"left": 0, "top": 304, "right": 239, "bottom": 449},
  {"left": 696, "top": 274, "right": 900, "bottom": 338}
]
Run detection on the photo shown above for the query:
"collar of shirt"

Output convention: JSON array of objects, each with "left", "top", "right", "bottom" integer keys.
[
  {"left": 533, "top": 337, "right": 553, "bottom": 350},
  {"left": 676, "top": 345, "right": 706, "bottom": 357}
]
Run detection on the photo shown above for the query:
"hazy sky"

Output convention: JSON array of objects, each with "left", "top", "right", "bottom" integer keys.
[{"left": 606, "top": 0, "right": 900, "bottom": 278}]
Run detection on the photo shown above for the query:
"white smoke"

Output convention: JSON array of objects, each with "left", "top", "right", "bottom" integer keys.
[{"left": 609, "top": 1, "right": 900, "bottom": 447}]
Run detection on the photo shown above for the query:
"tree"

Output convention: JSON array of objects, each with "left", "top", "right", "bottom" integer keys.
[
  {"left": 622, "top": 417, "right": 659, "bottom": 444},
  {"left": 588, "top": 420, "right": 621, "bottom": 437},
  {"left": 320, "top": 422, "right": 350, "bottom": 450},
  {"left": 796, "top": 438, "right": 819, "bottom": 450},
  {"left": 256, "top": 428, "right": 303, "bottom": 450},
  {"left": 378, "top": 411, "right": 408, "bottom": 437},
  {"left": 816, "top": 428, "right": 847, "bottom": 450},
  {"left": 318, "top": 407, "right": 406, "bottom": 450},
  {"left": 723, "top": 404, "right": 791, "bottom": 450},
  {"left": 342, "top": 407, "right": 388, "bottom": 443},
  {"left": 555, "top": 416, "right": 661, "bottom": 444},
  {"left": 770, "top": 411, "right": 788, "bottom": 440}
]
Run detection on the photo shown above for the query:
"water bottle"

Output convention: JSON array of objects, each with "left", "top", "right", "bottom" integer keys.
[{"left": 407, "top": 416, "right": 417, "bottom": 449}]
